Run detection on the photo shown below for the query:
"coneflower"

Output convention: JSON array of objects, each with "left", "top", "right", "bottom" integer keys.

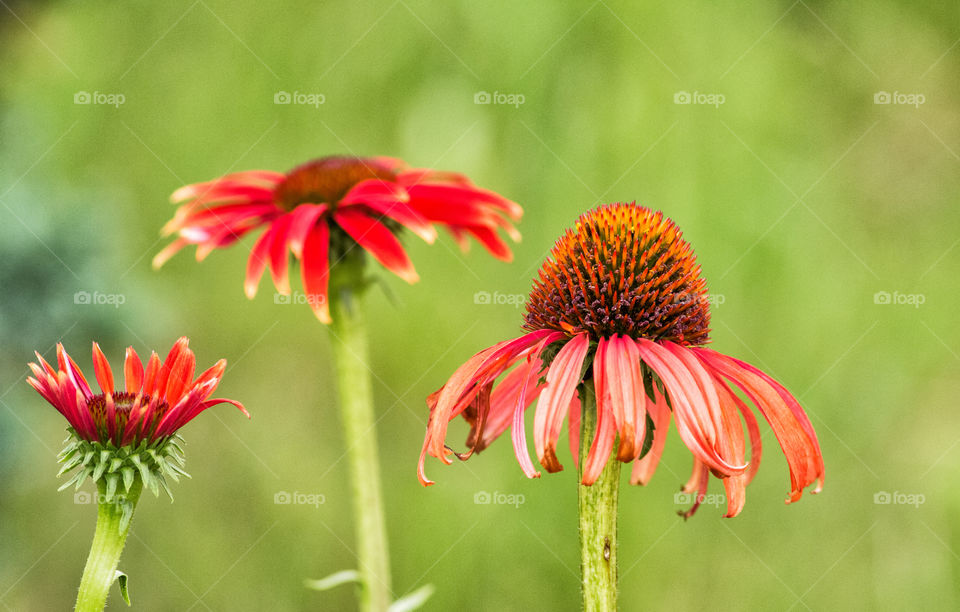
[
  {"left": 419, "top": 202, "right": 824, "bottom": 610},
  {"left": 27, "top": 338, "right": 247, "bottom": 612}
]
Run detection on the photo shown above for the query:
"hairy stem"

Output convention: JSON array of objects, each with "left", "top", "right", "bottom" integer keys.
[
  {"left": 330, "top": 295, "right": 392, "bottom": 612},
  {"left": 75, "top": 479, "right": 142, "bottom": 612},
  {"left": 578, "top": 383, "right": 620, "bottom": 612}
]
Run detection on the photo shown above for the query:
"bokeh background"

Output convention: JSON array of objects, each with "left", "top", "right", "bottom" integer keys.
[{"left": 1, "top": 1, "right": 958, "bottom": 610}]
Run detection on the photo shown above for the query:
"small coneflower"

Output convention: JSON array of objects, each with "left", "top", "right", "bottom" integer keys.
[
  {"left": 153, "top": 155, "right": 522, "bottom": 323},
  {"left": 27, "top": 337, "right": 247, "bottom": 611},
  {"left": 419, "top": 202, "right": 825, "bottom": 608}
]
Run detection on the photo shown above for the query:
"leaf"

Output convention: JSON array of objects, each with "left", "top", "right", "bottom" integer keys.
[
  {"left": 303, "top": 569, "right": 361, "bottom": 592},
  {"left": 114, "top": 570, "right": 131, "bottom": 606},
  {"left": 389, "top": 584, "right": 435, "bottom": 612}
]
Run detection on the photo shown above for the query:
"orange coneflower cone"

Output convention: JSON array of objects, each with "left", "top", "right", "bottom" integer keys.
[{"left": 419, "top": 202, "right": 823, "bottom": 519}]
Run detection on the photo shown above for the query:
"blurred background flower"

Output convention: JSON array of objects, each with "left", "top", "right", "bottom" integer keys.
[{"left": 0, "top": 1, "right": 958, "bottom": 610}]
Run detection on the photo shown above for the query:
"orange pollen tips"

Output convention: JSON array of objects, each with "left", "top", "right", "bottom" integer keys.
[
  {"left": 273, "top": 156, "right": 397, "bottom": 211},
  {"left": 523, "top": 202, "right": 711, "bottom": 345}
]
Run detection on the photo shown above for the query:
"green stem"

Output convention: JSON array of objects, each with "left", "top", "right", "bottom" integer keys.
[
  {"left": 330, "top": 295, "right": 392, "bottom": 612},
  {"left": 75, "top": 479, "right": 142, "bottom": 612},
  {"left": 578, "top": 383, "right": 620, "bottom": 612}
]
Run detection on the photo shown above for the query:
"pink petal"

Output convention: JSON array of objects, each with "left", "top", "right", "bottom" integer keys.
[{"left": 534, "top": 333, "right": 590, "bottom": 473}]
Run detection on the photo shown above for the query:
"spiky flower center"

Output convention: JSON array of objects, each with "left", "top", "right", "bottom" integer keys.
[
  {"left": 273, "top": 156, "right": 397, "bottom": 211},
  {"left": 87, "top": 392, "right": 169, "bottom": 443},
  {"left": 523, "top": 203, "right": 711, "bottom": 345}
]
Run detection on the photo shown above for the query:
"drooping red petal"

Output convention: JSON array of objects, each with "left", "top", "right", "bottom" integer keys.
[
  {"left": 245, "top": 226, "right": 275, "bottom": 299},
  {"left": 342, "top": 179, "right": 437, "bottom": 244},
  {"left": 510, "top": 334, "right": 563, "bottom": 479},
  {"left": 581, "top": 385, "right": 618, "bottom": 485},
  {"left": 635, "top": 339, "right": 746, "bottom": 476},
  {"left": 465, "top": 226, "right": 512, "bottom": 261},
  {"left": 534, "top": 333, "right": 589, "bottom": 473},
  {"left": 680, "top": 459, "right": 710, "bottom": 519},
  {"left": 694, "top": 348, "right": 824, "bottom": 502},
  {"left": 286, "top": 204, "right": 327, "bottom": 258},
  {"left": 268, "top": 214, "right": 294, "bottom": 295},
  {"left": 333, "top": 208, "right": 419, "bottom": 284},
  {"left": 630, "top": 388, "right": 672, "bottom": 485},
  {"left": 568, "top": 395, "right": 582, "bottom": 470},
  {"left": 663, "top": 341, "right": 745, "bottom": 477},
  {"left": 596, "top": 335, "right": 645, "bottom": 462},
  {"left": 301, "top": 223, "right": 331, "bottom": 324}
]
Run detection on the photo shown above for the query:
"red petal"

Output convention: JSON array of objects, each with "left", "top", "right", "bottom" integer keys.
[
  {"left": 333, "top": 208, "right": 419, "bottom": 283},
  {"left": 91, "top": 342, "right": 114, "bottom": 394},
  {"left": 268, "top": 214, "right": 294, "bottom": 295},
  {"left": 124, "top": 347, "right": 144, "bottom": 394},
  {"left": 286, "top": 204, "right": 327, "bottom": 258},
  {"left": 596, "top": 335, "right": 645, "bottom": 462},
  {"left": 245, "top": 227, "right": 274, "bottom": 299},
  {"left": 301, "top": 223, "right": 332, "bottom": 324},
  {"left": 630, "top": 389, "right": 672, "bottom": 485}
]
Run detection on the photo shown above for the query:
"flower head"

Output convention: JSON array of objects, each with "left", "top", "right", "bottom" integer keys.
[
  {"left": 419, "top": 202, "right": 824, "bottom": 518},
  {"left": 154, "top": 156, "right": 522, "bottom": 323},
  {"left": 27, "top": 337, "right": 248, "bottom": 502}
]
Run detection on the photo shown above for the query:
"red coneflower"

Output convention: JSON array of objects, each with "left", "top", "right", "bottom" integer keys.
[
  {"left": 419, "top": 202, "right": 824, "bottom": 518},
  {"left": 153, "top": 156, "right": 522, "bottom": 323},
  {"left": 27, "top": 337, "right": 248, "bottom": 499},
  {"left": 28, "top": 337, "right": 248, "bottom": 611}
]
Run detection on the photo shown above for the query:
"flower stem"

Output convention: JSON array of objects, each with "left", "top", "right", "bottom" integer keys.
[
  {"left": 75, "top": 479, "right": 142, "bottom": 612},
  {"left": 578, "top": 383, "right": 620, "bottom": 612},
  {"left": 330, "top": 295, "right": 392, "bottom": 612}
]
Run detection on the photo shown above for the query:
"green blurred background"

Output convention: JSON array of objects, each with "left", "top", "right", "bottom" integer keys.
[{"left": 1, "top": 1, "right": 958, "bottom": 609}]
